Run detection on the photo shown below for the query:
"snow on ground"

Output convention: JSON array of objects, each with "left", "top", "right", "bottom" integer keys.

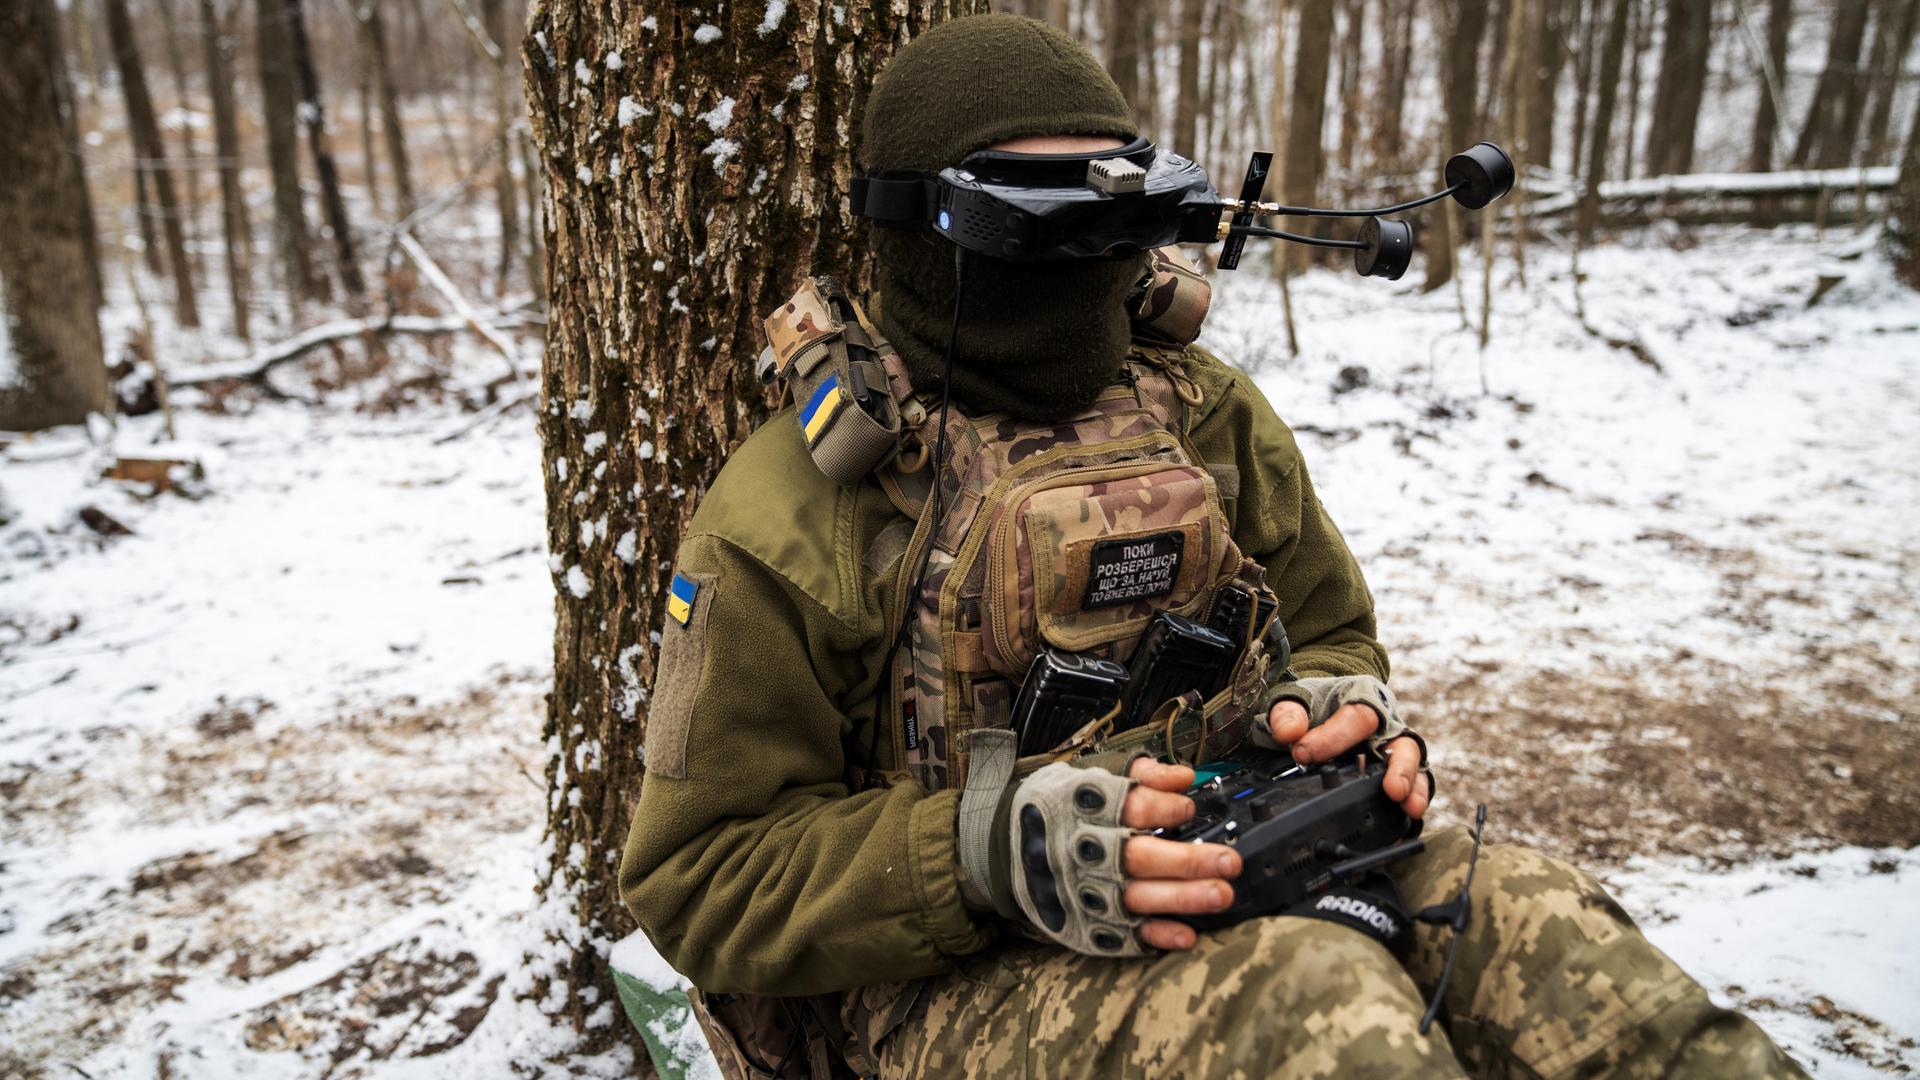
[{"left": 2, "top": 226, "right": 1916, "bottom": 1076}]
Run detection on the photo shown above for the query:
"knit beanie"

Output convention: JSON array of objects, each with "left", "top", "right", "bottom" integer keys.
[{"left": 860, "top": 14, "right": 1149, "bottom": 420}]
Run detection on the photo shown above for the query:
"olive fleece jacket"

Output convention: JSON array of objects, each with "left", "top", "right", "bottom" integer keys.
[{"left": 617, "top": 346, "right": 1387, "bottom": 996}]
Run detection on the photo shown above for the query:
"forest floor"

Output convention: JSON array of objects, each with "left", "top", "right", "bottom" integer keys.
[{"left": 2, "top": 226, "right": 1916, "bottom": 1078}]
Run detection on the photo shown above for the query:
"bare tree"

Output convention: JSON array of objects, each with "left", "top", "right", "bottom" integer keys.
[
  {"left": 1175, "top": 0, "right": 1207, "bottom": 156},
  {"left": 1644, "top": 0, "right": 1712, "bottom": 175},
  {"left": 105, "top": 0, "right": 199, "bottom": 328},
  {"left": 1282, "top": 0, "right": 1335, "bottom": 273},
  {"left": 1889, "top": 95, "right": 1920, "bottom": 287},
  {"left": 1108, "top": 0, "right": 1145, "bottom": 112},
  {"left": 1426, "top": 0, "right": 1489, "bottom": 292},
  {"left": 358, "top": 0, "right": 415, "bottom": 216},
  {"left": 1580, "top": 0, "right": 1632, "bottom": 241},
  {"left": 479, "top": 0, "right": 521, "bottom": 295},
  {"left": 1376, "top": 0, "right": 1415, "bottom": 163},
  {"left": 1792, "top": 0, "right": 1871, "bottom": 168},
  {"left": 1746, "top": 0, "right": 1792, "bottom": 171},
  {"left": 1621, "top": 0, "right": 1650, "bottom": 178},
  {"left": 1, "top": 0, "right": 108, "bottom": 431},
  {"left": 1862, "top": 0, "right": 1919, "bottom": 165},
  {"left": 1525, "top": 0, "right": 1566, "bottom": 171},
  {"left": 284, "top": 0, "right": 365, "bottom": 302},
  {"left": 198, "top": 0, "right": 254, "bottom": 341},
  {"left": 256, "top": 0, "right": 322, "bottom": 303},
  {"left": 522, "top": 0, "right": 988, "bottom": 1031}
]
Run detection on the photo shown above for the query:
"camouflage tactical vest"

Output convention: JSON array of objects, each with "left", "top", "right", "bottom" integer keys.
[{"left": 759, "top": 248, "right": 1282, "bottom": 796}]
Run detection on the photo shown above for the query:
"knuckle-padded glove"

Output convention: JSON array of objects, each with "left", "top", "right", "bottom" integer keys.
[
  {"left": 1002, "top": 762, "right": 1145, "bottom": 956},
  {"left": 1258, "top": 675, "right": 1414, "bottom": 759}
]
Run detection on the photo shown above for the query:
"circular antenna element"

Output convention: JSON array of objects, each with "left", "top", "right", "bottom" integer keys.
[
  {"left": 1355, "top": 217, "right": 1414, "bottom": 280},
  {"left": 1445, "top": 143, "right": 1515, "bottom": 210}
]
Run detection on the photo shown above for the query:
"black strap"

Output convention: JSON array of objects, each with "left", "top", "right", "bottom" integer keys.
[
  {"left": 850, "top": 172, "right": 938, "bottom": 230},
  {"left": 1286, "top": 870, "right": 1413, "bottom": 951}
]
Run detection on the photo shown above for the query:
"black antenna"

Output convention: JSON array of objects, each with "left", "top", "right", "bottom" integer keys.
[{"left": 1216, "top": 151, "right": 1271, "bottom": 271}]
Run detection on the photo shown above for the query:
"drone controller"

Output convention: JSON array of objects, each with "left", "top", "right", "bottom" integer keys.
[{"left": 1158, "top": 749, "right": 1425, "bottom": 931}]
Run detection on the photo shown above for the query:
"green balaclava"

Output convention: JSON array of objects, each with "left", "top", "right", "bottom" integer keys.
[{"left": 860, "top": 14, "right": 1148, "bottom": 420}]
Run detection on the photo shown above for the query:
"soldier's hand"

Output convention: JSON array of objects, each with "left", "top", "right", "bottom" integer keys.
[
  {"left": 1121, "top": 758, "right": 1241, "bottom": 951},
  {"left": 1267, "top": 700, "right": 1432, "bottom": 819}
]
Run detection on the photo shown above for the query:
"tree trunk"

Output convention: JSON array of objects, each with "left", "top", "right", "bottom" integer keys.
[
  {"left": 156, "top": 0, "right": 203, "bottom": 278},
  {"left": 1282, "top": 0, "right": 1335, "bottom": 271},
  {"left": 1862, "top": 0, "right": 1919, "bottom": 165},
  {"left": 105, "top": 0, "right": 200, "bottom": 328},
  {"left": 480, "top": 0, "right": 518, "bottom": 295},
  {"left": 1580, "top": 0, "right": 1632, "bottom": 242},
  {"left": 284, "top": 0, "right": 366, "bottom": 302},
  {"left": 257, "top": 0, "right": 322, "bottom": 303},
  {"left": 200, "top": 0, "right": 254, "bottom": 341},
  {"left": 1746, "top": 0, "right": 1791, "bottom": 171},
  {"left": 1570, "top": 0, "right": 1596, "bottom": 180},
  {"left": 359, "top": 0, "right": 415, "bottom": 216},
  {"left": 0, "top": 0, "right": 108, "bottom": 431},
  {"left": 1525, "top": 0, "right": 1565, "bottom": 171},
  {"left": 1644, "top": 0, "right": 1711, "bottom": 175},
  {"left": 1377, "top": 0, "right": 1415, "bottom": 163},
  {"left": 522, "top": 0, "right": 987, "bottom": 1033},
  {"left": 1621, "top": 0, "right": 1648, "bottom": 177},
  {"left": 1791, "top": 0, "right": 1871, "bottom": 168},
  {"left": 1888, "top": 94, "right": 1920, "bottom": 288},
  {"left": 1426, "top": 0, "right": 1489, "bottom": 291},
  {"left": 1107, "top": 0, "right": 1144, "bottom": 114},
  {"left": 1336, "top": 0, "right": 1367, "bottom": 181},
  {"left": 1134, "top": 0, "right": 1159, "bottom": 132},
  {"left": 1175, "top": 0, "right": 1207, "bottom": 156}
]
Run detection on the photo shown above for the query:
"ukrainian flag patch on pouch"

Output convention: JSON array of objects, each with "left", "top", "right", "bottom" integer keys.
[
  {"left": 799, "top": 372, "right": 846, "bottom": 445},
  {"left": 667, "top": 572, "right": 698, "bottom": 626}
]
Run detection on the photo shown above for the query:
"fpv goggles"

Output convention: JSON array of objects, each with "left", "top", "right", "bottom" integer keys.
[{"left": 851, "top": 137, "right": 1514, "bottom": 281}]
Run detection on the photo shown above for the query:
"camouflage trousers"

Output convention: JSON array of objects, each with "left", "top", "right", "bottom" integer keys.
[{"left": 869, "top": 827, "right": 1806, "bottom": 1079}]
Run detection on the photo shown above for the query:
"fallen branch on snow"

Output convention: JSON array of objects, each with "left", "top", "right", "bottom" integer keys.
[{"left": 170, "top": 309, "right": 536, "bottom": 390}]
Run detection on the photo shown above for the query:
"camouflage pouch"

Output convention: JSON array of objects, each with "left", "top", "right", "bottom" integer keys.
[
  {"left": 1129, "top": 246, "right": 1213, "bottom": 348},
  {"left": 687, "top": 989, "right": 854, "bottom": 1080},
  {"left": 759, "top": 277, "right": 905, "bottom": 486}
]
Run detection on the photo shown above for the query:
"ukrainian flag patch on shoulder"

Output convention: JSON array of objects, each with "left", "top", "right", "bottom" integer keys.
[
  {"left": 667, "top": 572, "right": 698, "bottom": 626},
  {"left": 798, "top": 372, "right": 846, "bottom": 445}
]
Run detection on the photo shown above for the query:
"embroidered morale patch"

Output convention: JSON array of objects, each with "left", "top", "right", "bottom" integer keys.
[
  {"left": 667, "top": 572, "right": 698, "bottom": 625},
  {"left": 1082, "top": 532, "right": 1186, "bottom": 609}
]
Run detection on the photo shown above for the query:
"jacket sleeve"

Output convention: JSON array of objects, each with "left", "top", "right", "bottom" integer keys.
[
  {"left": 1187, "top": 355, "right": 1390, "bottom": 682},
  {"left": 618, "top": 530, "right": 992, "bottom": 997}
]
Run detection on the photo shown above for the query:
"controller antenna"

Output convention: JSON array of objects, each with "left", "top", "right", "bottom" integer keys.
[{"left": 1417, "top": 802, "right": 1488, "bottom": 1035}]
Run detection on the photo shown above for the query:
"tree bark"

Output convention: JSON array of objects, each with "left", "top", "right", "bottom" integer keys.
[
  {"left": 1525, "top": 0, "right": 1565, "bottom": 171},
  {"left": 1791, "top": 0, "right": 1871, "bottom": 169},
  {"left": 105, "top": 0, "right": 200, "bottom": 328},
  {"left": 256, "top": 0, "right": 323, "bottom": 303},
  {"left": 1621, "top": 0, "right": 1649, "bottom": 177},
  {"left": 284, "top": 0, "right": 366, "bottom": 302},
  {"left": 200, "top": 0, "right": 254, "bottom": 341},
  {"left": 1336, "top": 0, "right": 1367, "bottom": 180},
  {"left": 1580, "top": 0, "right": 1632, "bottom": 242},
  {"left": 0, "top": 0, "right": 108, "bottom": 431},
  {"left": 1107, "top": 0, "right": 1144, "bottom": 114},
  {"left": 1376, "top": 0, "right": 1415, "bottom": 163},
  {"left": 359, "top": 0, "right": 416, "bottom": 216},
  {"left": 522, "top": 0, "right": 987, "bottom": 1033},
  {"left": 480, "top": 0, "right": 520, "bottom": 296},
  {"left": 1644, "top": 0, "right": 1711, "bottom": 175},
  {"left": 1746, "top": 0, "right": 1791, "bottom": 171},
  {"left": 1862, "top": 0, "right": 1919, "bottom": 165},
  {"left": 156, "top": 0, "right": 203, "bottom": 278},
  {"left": 1281, "top": 0, "right": 1335, "bottom": 272},
  {"left": 1425, "top": 0, "right": 1489, "bottom": 291},
  {"left": 1888, "top": 94, "right": 1920, "bottom": 288},
  {"left": 1175, "top": 0, "right": 1207, "bottom": 156},
  {"left": 1570, "top": 0, "right": 1596, "bottom": 180}
]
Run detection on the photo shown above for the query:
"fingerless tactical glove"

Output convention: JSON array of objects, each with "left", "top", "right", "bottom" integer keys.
[
  {"left": 956, "top": 732, "right": 1149, "bottom": 956},
  {"left": 1259, "top": 674, "right": 1420, "bottom": 760}
]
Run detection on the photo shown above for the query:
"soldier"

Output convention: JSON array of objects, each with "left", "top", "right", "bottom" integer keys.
[{"left": 619, "top": 14, "right": 1807, "bottom": 1079}]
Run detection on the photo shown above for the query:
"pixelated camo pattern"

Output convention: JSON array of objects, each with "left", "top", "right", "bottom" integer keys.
[{"left": 857, "top": 826, "right": 1808, "bottom": 1079}]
